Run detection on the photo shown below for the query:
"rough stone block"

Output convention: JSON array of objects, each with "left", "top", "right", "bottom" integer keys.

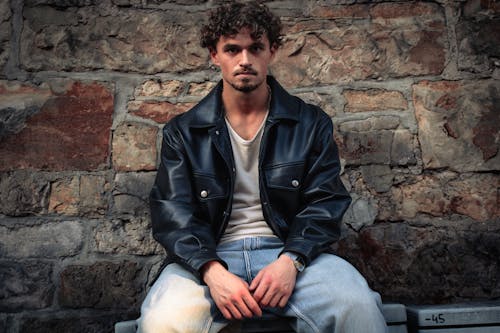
[
  {"left": 383, "top": 173, "right": 499, "bottom": 221},
  {"left": 19, "top": 312, "right": 137, "bottom": 333},
  {"left": 272, "top": 2, "right": 446, "bottom": 87},
  {"left": 0, "top": 221, "right": 83, "bottom": 258},
  {"left": 343, "top": 194, "right": 378, "bottom": 231},
  {"left": 187, "top": 81, "right": 218, "bottom": 96},
  {"left": 128, "top": 100, "right": 193, "bottom": 123},
  {"left": 335, "top": 219, "right": 500, "bottom": 304},
  {"left": 361, "top": 164, "right": 394, "bottom": 193},
  {"left": 0, "top": 0, "right": 10, "bottom": 71},
  {"left": 113, "top": 172, "right": 156, "bottom": 215},
  {"left": 413, "top": 80, "right": 500, "bottom": 172},
  {"left": 0, "top": 171, "right": 49, "bottom": 216},
  {"left": 0, "top": 80, "right": 114, "bottom": 171},
  {"left": 134, "top": 79, "right": 184, "bottom": 98},
  {"left": 338, "top": 129, "right": 393, "bottom": 165},
  {"left": 93, "top": 217, "right": 161, "bottom": 255},
  {"left": 21, "top": 4, "right": 208, "bottom": 73},
  {"left": 59, "top": 261, "right": 143, "bottom": 309},
  {"left": 391, "top": 130, "right": 417, "bottom": 166},
  {"left": 344, "top": 89, "right": 407, "bottom": 113},
  {"left": 0, "top": 260, "right": 54, "bottom": 311},
  {"left": 457, "top": 11, "right": 500, "bottom": 73},
  {"left": 48, "top": 175, "right": 107, "bottom": 217},
  {"left": 112, "top": 122, "right": 158, "bottom": 172}
]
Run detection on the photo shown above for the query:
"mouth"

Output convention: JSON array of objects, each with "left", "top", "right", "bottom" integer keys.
[{"left": 235, "top": 70, "right": 257, "bottom": 76}]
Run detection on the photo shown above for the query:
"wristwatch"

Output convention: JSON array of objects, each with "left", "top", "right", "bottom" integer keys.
[{"left": 282, "top": 251, "right": 305, "bottom": 272}]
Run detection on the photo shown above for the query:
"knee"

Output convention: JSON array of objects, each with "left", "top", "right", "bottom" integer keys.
[{"left": 137, "top": 307, "right": 172, "bottom": 333}]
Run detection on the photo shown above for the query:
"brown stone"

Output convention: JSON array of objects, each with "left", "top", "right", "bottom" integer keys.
[
  {"left": 59, "top": 261, "right": 142, "bottom": 309},
  {"left": 129, "top": 100, "right": 193, "bottom": 123},
  {"left": 344, "top": 89, "right": 407, "bottom": 113},
  {"left": 48, "top": 175, "right": 107, "bottom": 217},
  {"left": 413, "top": 80, "right": 500, "bottom": 172},
  {"left": 0, "top": 261, "right": 54, "bottom": 312},
  {"left": 0, "top": 80, "right": 114, "bottom": 171},
  {"left": 135, "top": 79, "right": 184, "bottom": 98},
  {"left": 21, "top": 5, "right": 208, "bottom": 73},
  {"left": 49, "top": 177, "right": 79, "bottom": 215},
  {"left": 272, "top": 2, "right": 445, "bottom": 87},
  {"left": 338, "top": 130, "right": 393, "bottom": 165},
  {"left": 112, "top": 122, "right": 158, "bottom": 172},
  {"left": 187, "top": 81, "right": 218, "bottom": 96}
]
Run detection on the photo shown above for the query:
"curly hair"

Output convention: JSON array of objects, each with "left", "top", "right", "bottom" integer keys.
[{"left": 200, "top": 1, "right": 283, "bottom": 51}]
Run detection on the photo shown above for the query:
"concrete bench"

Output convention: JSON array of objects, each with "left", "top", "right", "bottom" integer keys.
[
  {"left": 115, "top": 303, "right": 407, "bottom": 333},
  {"left": 406, "top": 301, "right": 500, "bottom": 333}
]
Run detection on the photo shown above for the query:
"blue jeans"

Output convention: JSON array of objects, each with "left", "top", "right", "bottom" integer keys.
[{"left": 137, "top": 237, "right": 387, "bottom": 333}]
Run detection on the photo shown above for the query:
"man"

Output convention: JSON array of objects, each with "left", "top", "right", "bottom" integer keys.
[{"left": 138, "top": 2, "right": 387, "bottom": 332}]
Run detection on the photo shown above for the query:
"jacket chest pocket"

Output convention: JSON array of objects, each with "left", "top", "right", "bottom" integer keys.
[
  {"left": 193, "top": 173, "right": 228, "bottom": 201},
  {"left": 263, "top": 162, "right": 305, "bottom": 218},
  {"left": 264, "top": 161, "right": 305, "bottom": 191}
]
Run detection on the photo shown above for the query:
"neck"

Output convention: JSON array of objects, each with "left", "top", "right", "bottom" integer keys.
[{"left": 222, "top": 80, "right": 270, "bottom": 116}]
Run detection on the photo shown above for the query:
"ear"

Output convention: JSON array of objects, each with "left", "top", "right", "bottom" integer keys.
[
  {"left": 269, "top": 43, "right": 278, "bottom": 61},
  {"left": 209, "top": 47, "right": 220, "bottom": 67}
]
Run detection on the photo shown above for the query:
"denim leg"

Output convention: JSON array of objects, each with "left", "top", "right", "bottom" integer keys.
[
  {"left": 136, "top": 263, "right": 227, "bottom": 333},
  {"left": 283, "top": 254, "right": 388, "bottom": 333},
  {"left": 245, "top": 239, "right": 387, "bottom": 333}
]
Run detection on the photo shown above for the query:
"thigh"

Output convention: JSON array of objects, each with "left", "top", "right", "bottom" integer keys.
[
  {"left": 138, "top": 263, "right": 222, "bottom": 333},
  {"left": 283, "top": 254, "right": 385, "bottom": 333}
]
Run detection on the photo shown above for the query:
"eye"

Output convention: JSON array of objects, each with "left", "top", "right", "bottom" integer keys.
[
  {"left": 225, "top": 46, "right": 239, "bottom": 54},
  {"left": 250, "top": 44, "right": 264, "bottom": 53}
]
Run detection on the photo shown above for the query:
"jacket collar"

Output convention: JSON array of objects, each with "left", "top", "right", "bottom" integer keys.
[{"left": 188, "top": 76, "right": 300, "bottom": 129}]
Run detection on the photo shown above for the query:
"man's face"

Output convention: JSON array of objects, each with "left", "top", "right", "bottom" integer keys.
[{"left": 210, "top": 28, "right": 276, "bottom": 93}]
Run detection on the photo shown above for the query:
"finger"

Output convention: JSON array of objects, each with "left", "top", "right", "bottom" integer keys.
[
  {"left": 268, "top": 292, "right": 283, "bottom": 308},
  {"left": 220, "top": 306, "right": 233, "bottom": 320},
  {"left": 252, "top": 281, "right": 269, "bottom": 303},
  {"left": 278, "top": 294, "right": 290, "bottom": 308},
  {"left": 243, "top": 294, "right": 262, "bottom": 317},
  {"left": 227, "top": 303, "right": 243, "bottom": 320},
  {"left": 234, "top": 299, "right": 254, "bottom": 318},
  {"left": 249, "top": 272, "right": 262, "bottom": 291},
  {"left": 259, "top": 287, "right": 275, "bottom": 307}
]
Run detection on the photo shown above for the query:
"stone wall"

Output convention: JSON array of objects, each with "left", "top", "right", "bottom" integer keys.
[{"left": 0, "top": 0, "right": 499, "bottom": 332}]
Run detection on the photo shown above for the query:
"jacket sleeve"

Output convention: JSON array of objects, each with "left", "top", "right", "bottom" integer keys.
[
  {"left": 282, "top": 109, "right": 352, "bottom": 266},
  {"left": 150, "top": 122, "right": 226, "bottom": 277}
]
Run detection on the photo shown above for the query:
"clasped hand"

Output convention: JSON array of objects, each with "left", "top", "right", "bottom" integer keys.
[{"left": 201, "top": 255, "right": 297, "bottom": 320}]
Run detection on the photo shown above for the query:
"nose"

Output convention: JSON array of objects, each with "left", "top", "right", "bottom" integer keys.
[{"left": 240, "top": 50, "right": 252, "bottom": 67}]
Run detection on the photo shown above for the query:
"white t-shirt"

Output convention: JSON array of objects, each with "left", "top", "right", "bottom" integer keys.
[{"left": 219, "top": 114, "right": 277, "bottom": 244}]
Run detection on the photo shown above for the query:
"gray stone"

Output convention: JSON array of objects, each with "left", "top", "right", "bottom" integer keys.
[
  {"left": 93, "top": 217, "right": 161, "bottom": 255},
  {"left": 0, "top": 171, "right": 49, "bottom": 216},
  {"left": 0, "top": 0, "right": 10, "bottom": 71},
  {"left": 0, "top": 221, "right": 83, "bottom": 258},
  {"left": 361, "top": 165, "right": 393, "bottom": 193},
  {"left": 19, "top": 312, "right": 137, "bottom": 333},
  {"left": 457, "top": 16, "right": 500, "bottom": 73},
  {"left": 343, "top": 194, "right": 378, "bottom": 231},
  {"left": 58, "top": 261, "right": 143, "bottom": 309},
  {"left": 113, "top": 172, "right": 156, "bottom": 215},
  {"left": 391, "top": 130, "right": 417, "bottom": 166},
  {"left": 0, "top": 260, "right": 54, "bottom": 311}
]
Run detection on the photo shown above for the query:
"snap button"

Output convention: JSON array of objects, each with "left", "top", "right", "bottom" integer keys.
[
  {"left": 291, "top": 179, "right": 299, "bottom": 187},
  {"left": 200, "top": 190, "right": 208, "bottom": 198},
  {"left": 215, "top": 130, "right": 220, "bottom": 135}
]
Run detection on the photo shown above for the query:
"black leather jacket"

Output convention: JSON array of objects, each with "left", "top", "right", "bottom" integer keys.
[{"left": 150, "top": 76, "right": 351, "bottom": 276}]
